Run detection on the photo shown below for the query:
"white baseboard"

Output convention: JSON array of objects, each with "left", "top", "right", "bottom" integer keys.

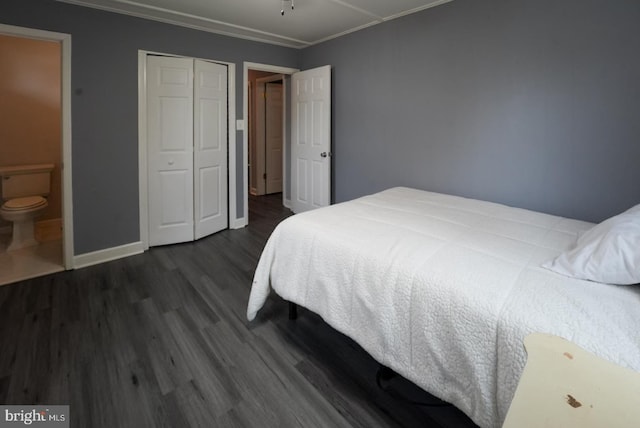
[
  {"left": 230, "top": 217, "right": 247, "bottom": 229},
  {"left": 284, "top": 198, "right": 292, "bottom": 209},
  {"left": 73, "top": 241, "right": 144, "bottom": 269}
]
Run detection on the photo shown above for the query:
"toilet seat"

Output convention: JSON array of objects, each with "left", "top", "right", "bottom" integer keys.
[{"left": 2, "top": 196, "right": 47, "bottom": 211}]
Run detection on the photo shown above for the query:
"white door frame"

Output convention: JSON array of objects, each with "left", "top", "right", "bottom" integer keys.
[
  {"left": 0, "top": 24, "right": 74, "bottom": 269},
  {"left": 138, "top": 50, "right": 235, "bottom": 250},
  {"left": 242, "top": 62, "right": 298, "bottom": 227}
]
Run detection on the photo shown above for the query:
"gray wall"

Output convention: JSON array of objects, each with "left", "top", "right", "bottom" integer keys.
[
  {"left": 1, "top": 0, "right": 298, "bottom": 254},
  {"left": 3, "top": 0, "right": 639, "bottom": 256},
  {"left": 301, "top": 0, "right": 640, "bottom": 223}
]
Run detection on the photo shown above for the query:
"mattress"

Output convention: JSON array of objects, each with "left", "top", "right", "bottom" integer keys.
[{"left": 247, "top": 187, "right": 640, "bottom": 428}]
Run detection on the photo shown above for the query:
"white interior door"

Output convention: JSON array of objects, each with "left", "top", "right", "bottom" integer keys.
[
  {"left": 194, "top": 59, "right": 228, "bottom": 239},
  {"left": 147, "top": 56, "right": 195, "bottom": 246},
  {"left": 265, "top": 82, "right": 283, "bottom": 194},
  {"left": 291, "top": 65, "right": 331, "bottom": 213},
  {"left": 254, "top": 81, "right": 266, "bottom": 196}
]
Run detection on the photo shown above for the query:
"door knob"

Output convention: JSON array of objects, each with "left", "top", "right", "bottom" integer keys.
[
  {"left": 321, "top": 152, "right": 330, "bottom": 158},
  {"left": 168, "top": 160, "right": 174, "bottom": 165}
]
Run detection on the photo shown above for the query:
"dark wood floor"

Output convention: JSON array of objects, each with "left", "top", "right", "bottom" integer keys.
[{"left": 0, "top": 193, "right": 478, "bottom": 428}]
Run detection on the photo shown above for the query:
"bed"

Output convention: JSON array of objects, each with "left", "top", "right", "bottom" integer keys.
[{"left": 247, "top": 187, "right": 640, "bottom": 428}]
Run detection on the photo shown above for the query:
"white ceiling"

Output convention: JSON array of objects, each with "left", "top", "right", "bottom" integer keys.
[{"left": 57, "top": 0, "right": 453, "bottom": 48}]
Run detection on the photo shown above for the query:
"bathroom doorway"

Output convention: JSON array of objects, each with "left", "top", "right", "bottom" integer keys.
[{"left": 0, "top": 25, "right": 74, "bottom": 286}]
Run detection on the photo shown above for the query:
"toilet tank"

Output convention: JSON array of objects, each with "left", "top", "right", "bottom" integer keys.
[{"left": 0, "top": 164, "right": 55, "bottom": 199}]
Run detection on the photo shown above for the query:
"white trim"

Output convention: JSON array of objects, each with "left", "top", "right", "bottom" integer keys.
[
  {"left": 57, "top": 0, "right": 309, "bottom": 49},
  {"left": 230, "top": 217, "right": 246, "bottom": 229},
  {"left": 61, "top": 32, "right": 74, "bottom": 269},
  {"left": 227, "top": 63, "right": 237, "bottom": 229},
  {"left": 0, "top": 24, "right": 75, "bottom": 270},
  {"left": 325, "top": 0, "right": 383, "bottom": 20},
  {"left": 281, "top": 79, "right": 289, "bottom": 210},
  {"left": 73, "top": 241, "right": 144, "bottom": 269},
  {"left": 242, "top": 62, "right": 299, "bottom": 227},
  {"left": 244, "top": 62, "right": 300, "bottom": 76},
  {"left": 382, "top": 0, "right": 454, "bottom": 22},
  {"left": 309, "top": 0, "right": 455, "bottom": 46},
  {"left": 138, "top": 51, "right": 149, "bottom": 250},
  {"left": 57, "top": 0, "right": 453, "bottom": 49},
  {"left": 138, "top": 50, "right": 235, "bottom": 249}
]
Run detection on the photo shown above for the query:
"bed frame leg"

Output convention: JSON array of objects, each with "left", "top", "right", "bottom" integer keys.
[{"left": 288, "top": 302, "right": 298, "bottom": 320}]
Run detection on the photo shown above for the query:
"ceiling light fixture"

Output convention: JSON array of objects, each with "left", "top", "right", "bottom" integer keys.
[{"left": 281, "top": 0, "right": 294, "bottom": 16}]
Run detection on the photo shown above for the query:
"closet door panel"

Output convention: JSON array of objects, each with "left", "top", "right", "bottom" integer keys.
[
  {"left": 147, "top": 55, "right": 195, "bottom": 246},
  {"left": 194, "top": 59, "right": 228, "bottom": 240}
]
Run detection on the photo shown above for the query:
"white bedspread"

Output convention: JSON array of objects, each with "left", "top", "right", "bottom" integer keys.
[{"left": 247, "top": 187, "right": 640, "bottom": 428}]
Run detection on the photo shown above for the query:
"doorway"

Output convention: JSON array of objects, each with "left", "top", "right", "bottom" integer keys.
[
  {"left": 242, "top": 62, "right": 332, "bottom": 225},
  {"left": 243, "top": 63, "right": 298, "bottom": 225},
  {"left": 0, "top": 24, "right": 74, "bottom": 286},
  {"left": 249, "top": 72, "right": 284, "bottom": 197}
]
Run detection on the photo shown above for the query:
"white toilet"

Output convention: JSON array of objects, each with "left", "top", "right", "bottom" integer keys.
[{"left": 0, "top": 164, "right": 54, "bottom": 252}]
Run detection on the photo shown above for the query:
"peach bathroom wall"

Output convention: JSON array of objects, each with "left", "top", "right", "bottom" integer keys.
[{"left": 0, "top": 34, "right": 62, "bottom": 227}]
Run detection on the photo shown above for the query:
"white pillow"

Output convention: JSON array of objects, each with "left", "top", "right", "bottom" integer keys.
[{"left": 543, "top": 204, "right": 640, "bottom": 285}]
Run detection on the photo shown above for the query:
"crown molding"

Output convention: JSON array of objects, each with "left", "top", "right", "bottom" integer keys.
[
  {"left": 57, "top": 0, "right": 311, "bottom": 48},
  {"left": 57, "top": 0, "right": 454, "bottom": 49}
]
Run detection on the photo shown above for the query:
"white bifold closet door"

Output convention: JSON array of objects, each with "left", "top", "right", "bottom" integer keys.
[{"left": 147, "top": 55, "right": 228, "bottom": 246}]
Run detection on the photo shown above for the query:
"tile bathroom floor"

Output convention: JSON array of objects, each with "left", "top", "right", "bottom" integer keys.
[{"left": 0, "top": 233, "right": 63, "bottom": 286}]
